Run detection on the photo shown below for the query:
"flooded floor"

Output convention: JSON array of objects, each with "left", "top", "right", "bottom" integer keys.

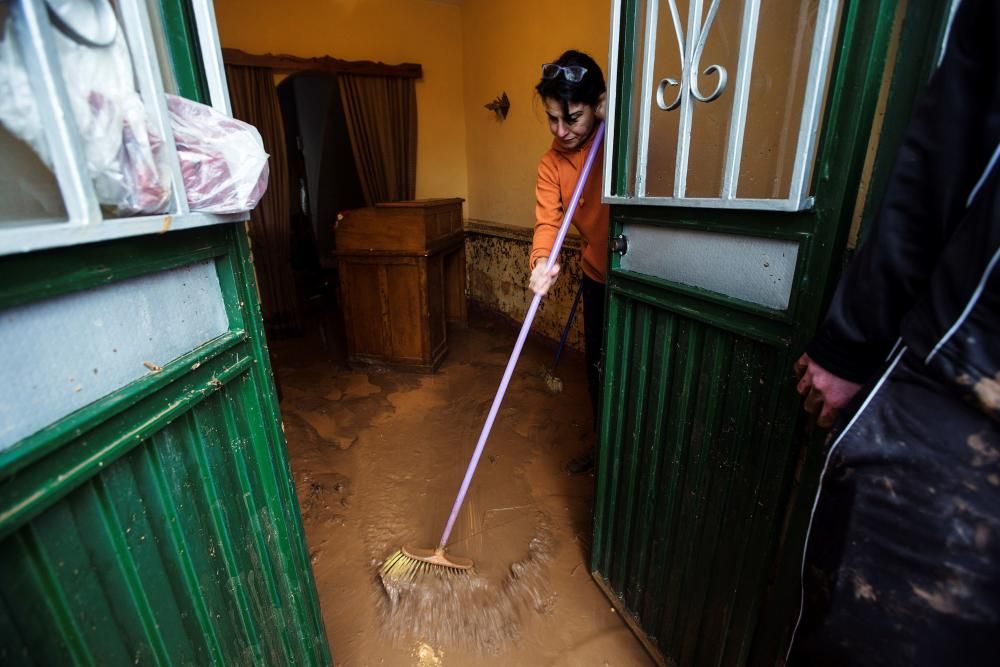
[{"left": 272, "top": 315, "right": 652, "bottom": 666}]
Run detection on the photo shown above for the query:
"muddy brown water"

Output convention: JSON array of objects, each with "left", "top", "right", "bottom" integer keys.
[{"left": 273, "top": 317, "right": 653, "bottom": 666}]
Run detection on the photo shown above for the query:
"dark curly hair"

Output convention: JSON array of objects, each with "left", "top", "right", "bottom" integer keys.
[{"left": 535, "top": 49, "right": 606, "bottom": 119}]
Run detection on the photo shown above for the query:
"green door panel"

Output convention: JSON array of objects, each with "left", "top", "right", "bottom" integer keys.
[
  {"left": 1, "top": 1, "right": 330, "bottom": 661},
  {"left": 0, "top": 226, "right": 330, "bottom": 665},
  {"left": 1, "top": 386, "right": 314, "bottom": 664},
  {"left": 594, "top": 281, "right": 797, "bottom": 665},
  {"left": 589, "top": 1, "right": 949, "bottom": 664},
  {"left": 155, "top": 0, "right": 210, "bottom": 101}
]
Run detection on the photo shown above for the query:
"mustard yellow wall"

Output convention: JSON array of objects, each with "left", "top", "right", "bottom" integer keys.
[
  {"left": 461, "top": 0, "right": 612, "bottom": 229},
  {"left": 214, "top": 0, "right": 469, "bottom": 204},
  {"left": 214, "top": 0, "right": 610, "bottom": 230}
]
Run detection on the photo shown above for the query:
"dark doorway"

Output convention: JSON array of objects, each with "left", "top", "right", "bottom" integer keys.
[{"left": 276, "top": 72, "right": 365, "bottom": 359}]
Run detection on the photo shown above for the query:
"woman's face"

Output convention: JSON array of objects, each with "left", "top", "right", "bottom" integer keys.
[{"left": 544, "top": 97, "right": 597, "bottom": 151}]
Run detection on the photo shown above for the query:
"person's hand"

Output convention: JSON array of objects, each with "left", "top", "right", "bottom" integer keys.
[
  {"left": 595, "top": 92, "right": 607, "bottom": 121},
  {"left": 794, "top": 353, "right": 862, "bottom": 429},
  {"left": 530, "top": 257, "right": 560, "bottom": 296}
]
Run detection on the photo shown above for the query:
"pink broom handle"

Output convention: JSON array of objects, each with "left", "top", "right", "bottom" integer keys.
[{"left": 438, "top": 121, "right": 606, "bottom": 549}]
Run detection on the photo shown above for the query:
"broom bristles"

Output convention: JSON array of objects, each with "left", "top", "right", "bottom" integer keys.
[
  {"left": 379, "top": 548, "right": 470, "bottom": 585},
  {"left": 375, "top": 518, "right": 555, "bottom": 653}
]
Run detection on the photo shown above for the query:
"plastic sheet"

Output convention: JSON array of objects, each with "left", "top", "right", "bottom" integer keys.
[{"left": 166, "top": 94, "right": 269, "bottom": 214}]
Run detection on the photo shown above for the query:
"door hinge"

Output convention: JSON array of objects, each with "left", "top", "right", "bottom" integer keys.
[{"left": 611, "top": 234, "right": 629, "bottom": 256}]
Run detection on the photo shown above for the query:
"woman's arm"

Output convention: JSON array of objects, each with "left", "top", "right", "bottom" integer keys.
[{"left": 530, "top": 156, "right": 564, "bottom": 295}]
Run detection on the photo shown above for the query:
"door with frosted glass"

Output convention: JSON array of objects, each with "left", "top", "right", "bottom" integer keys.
[
  {"left": 0, "top": 1, "right": 329, "bottom": 663},
  {"left": 591, "top": 1, "right": 914, "bottom": 664}
]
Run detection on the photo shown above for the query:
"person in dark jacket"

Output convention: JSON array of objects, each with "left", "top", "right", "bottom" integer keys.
[{"left": 789, "top": 0, "right": 1000, "bottom": 663}]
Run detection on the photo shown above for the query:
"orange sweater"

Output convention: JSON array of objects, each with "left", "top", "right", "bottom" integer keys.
[{"left": 530, "top": 131, "right": 609, "bottom": 284}]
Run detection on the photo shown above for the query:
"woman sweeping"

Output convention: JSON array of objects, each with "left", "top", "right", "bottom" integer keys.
[
  {"left": 379, "top": 50, "right": 608, "bottom": 590},
  {"left": 529, "top": 50, "right": 608, "bottom": 475}
]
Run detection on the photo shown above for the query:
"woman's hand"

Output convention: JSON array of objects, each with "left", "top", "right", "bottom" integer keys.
[
  {"left": 794, "top": 353, "right": 862, "bottom": 429},
  {"left": 530, "top": 257, "right": 560, "bottom": 296}
]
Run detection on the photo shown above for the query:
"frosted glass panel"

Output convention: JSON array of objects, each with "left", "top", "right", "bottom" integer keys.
[
  {"left": 737, "top": 0, "right": 820, "bottom": 199},
  {"left": 620, "top": 223, "right": 798, "bottom": 309},
  {"left": 607, "top": 0, "right": 840, "bottom": 209},
  {"left": 647, "top": 0, "right": 744, "bottom": 198},
  {"left": 644, "top": 0, "right": 688, "bottom": 196},
  {"left": 0, "top": 260, "right": 228, "bottom": 450}
]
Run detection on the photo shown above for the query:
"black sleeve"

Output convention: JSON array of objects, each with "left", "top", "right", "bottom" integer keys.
[{"left": 807, "top": 0, "right": 999, "bottom": 383}]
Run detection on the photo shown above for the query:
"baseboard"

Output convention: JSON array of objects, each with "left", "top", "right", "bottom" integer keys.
[{"left": 466, "top": 299, "right": 571, "bottom": 354}]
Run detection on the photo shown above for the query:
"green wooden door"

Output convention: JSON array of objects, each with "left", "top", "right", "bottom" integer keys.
[
  {"left": 0, "top": 1, "right": 329, "bottom": 664},
  {"left": 589, "top": 1, "right": 948, "bottom": 664}
]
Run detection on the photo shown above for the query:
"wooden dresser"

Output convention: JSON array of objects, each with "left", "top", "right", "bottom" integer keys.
[{"left": 334, "top": 199, "right": 466, "bottom": 372}]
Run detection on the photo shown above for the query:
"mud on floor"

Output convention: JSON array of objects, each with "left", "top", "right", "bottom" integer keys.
[{"left": 272, "top": 318, "right": 652, "bottom": 666}]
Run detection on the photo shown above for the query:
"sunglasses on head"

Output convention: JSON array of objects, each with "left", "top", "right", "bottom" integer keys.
[{"left": 541, "top": 63, "right": 588, "bottom": 83}]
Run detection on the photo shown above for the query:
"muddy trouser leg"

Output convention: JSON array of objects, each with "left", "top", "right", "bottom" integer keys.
[
  {"left": 790, "top": 351, "right": 1000, "bottom": 666},
  {"left": 581, "top": 275, "right": 606, "bottom": 431}
]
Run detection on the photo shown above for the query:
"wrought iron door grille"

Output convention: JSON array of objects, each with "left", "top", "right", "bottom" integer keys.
[{"left": 605, "top": 0, "right": 842, "bottom": 211}]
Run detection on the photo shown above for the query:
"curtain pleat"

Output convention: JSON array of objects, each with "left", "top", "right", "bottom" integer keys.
[
  {"left": 225, "top": 64, "right": 300, "bottom": 333},
  {"left": 337, "top": 74, "right": 417, "bottom": 204}
]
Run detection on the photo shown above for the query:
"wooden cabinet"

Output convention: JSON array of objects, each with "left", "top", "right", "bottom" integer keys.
[{"left": 334, "top": 199, "right": 466, "bottom": 372}]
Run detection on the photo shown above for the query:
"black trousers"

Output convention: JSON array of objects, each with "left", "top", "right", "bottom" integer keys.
[
  {"left": 582, "top": 275, "right": 605, "bottom": 430},
  {"left": 790, "top": 350, "right": 1000, "bottom": 666}
]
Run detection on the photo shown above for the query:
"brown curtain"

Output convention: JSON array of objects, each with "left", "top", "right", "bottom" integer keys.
[
  {"left": 337, "top": 74, "right": 417, "bottom": 204},
  {"left": 225, "top": 64, "right": 301, "bottom": 333}
]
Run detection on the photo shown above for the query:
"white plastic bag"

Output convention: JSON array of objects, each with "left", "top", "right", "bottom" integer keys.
[
  {"left": 0, "top": 15, "right": 171, "bottom": 216},
  {"left": 166, "top": 94, "right": 269, "bottom": 214}
]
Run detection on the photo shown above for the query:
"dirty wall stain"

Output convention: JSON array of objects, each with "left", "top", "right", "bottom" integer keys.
[{"left": 465, "top": 223, "right": 586, "bottom": 352}]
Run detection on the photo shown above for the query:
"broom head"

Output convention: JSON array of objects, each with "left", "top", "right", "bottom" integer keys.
[{"left": 380, "top": 545, "right": 473, "bottom": 583}]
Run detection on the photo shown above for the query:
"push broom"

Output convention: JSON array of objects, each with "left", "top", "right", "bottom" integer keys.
[{"left": 380, "top": 121, "right": 606, "bottom": 584}]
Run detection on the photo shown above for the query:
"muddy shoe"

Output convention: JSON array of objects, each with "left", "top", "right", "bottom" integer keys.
[{"left": 564, "top": 450, "right": 595, "bottom": 475}]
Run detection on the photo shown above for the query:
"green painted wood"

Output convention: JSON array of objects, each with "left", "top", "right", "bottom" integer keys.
[
  {"left": 0, "top": 343, "right": 253, "bottom": 540},
  {"left": 229, "top": 227, "right": 331, "bottom": 662},
  {"left": 0, "top": 591, "right": 29, "bottom": 666},
  {"left": 72, "top": 478, "right": 173, "bottom": 664},
  {"left": 189, "top": 406, "right": 270, "bottom": 664},
  {"left": 672, "top": 330, "right": 731, "bottom": 663},
  {"left": 691, "top": 344, "right": 760, "bottom": 665},
  {"left": 135, "top": 442, "right": 226, "bottom": 663},
  {"left": 610, "top": 277, "right": 793, "bottom": 346},
  {"left": 218, "top": 389, "right": 297, "bottom": 660},
  {"left": 1, "top": 394, "right": 316, "bottom": 664},
  {"left": 0, "top": 227, "right": 228, "bottom": 310},
  {"left": 608, "top": 303, "right": 650, "bottom": 593},
  {"left": 9, "top": 527, "right": 93, "bottom": 665},
  {"left": 855, "top": 2, "right": 954, "bottom": 248},
  {"left": 0, "top": 331, "right": 245, "bottom": 480},
  {"left": 594, "top": 298, "right": 633, "bottom": 576},
  {"left": 0, "top": 6, "right": 331, "bottom": 658},
  {"left": 595, "top": 308, "right": 786, "bottom": 664},
  {"left": 656, "top": 320, "right": 708, "bottom": 647},
  {"left": 610, "top": 0, "right": 640, "bottom": 195},
  {"left": 709, "top": 340, "right": 756, "bottom": 653},
  {"left": 637, "top": 317, "right": 699, "bottom": 634},
  {"left": 592, "top": 1, "right": 914, "bottom": 664},
  {"left": 150, "top": 421, "right": 254, "bottom": 661},
  {"left": 624, "top": 314, "right": 674, "bottom": 613},
  {"left": 155, "top": 0, "right": 209, "bottom": 101},
  {"left": 0, "top": 225, "right": 331, "bottom": 664}
]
